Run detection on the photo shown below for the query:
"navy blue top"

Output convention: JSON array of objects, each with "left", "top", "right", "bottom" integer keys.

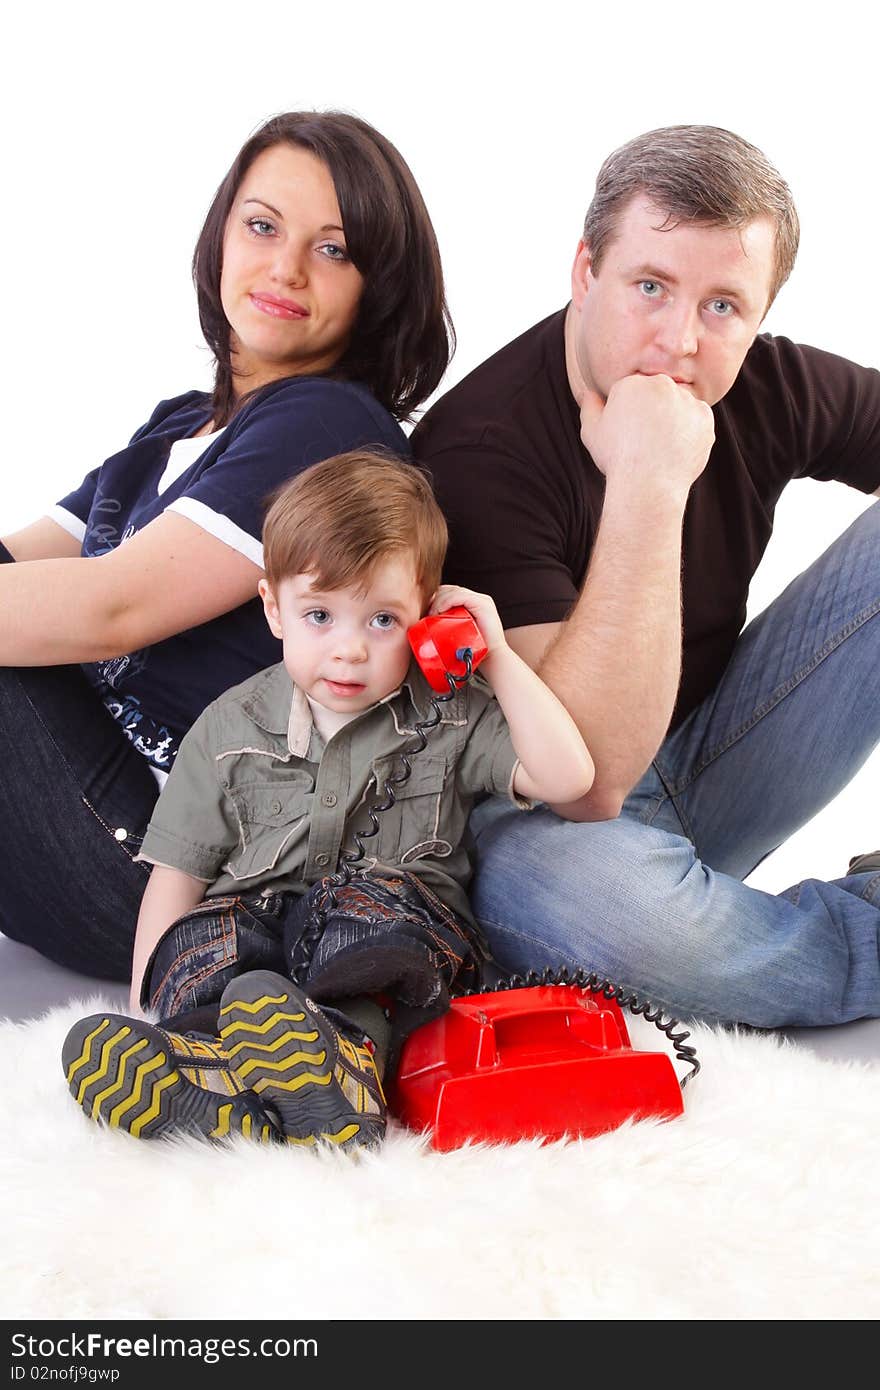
[{"left": 55, "top": 376, "right": 408, "bottom": 773}]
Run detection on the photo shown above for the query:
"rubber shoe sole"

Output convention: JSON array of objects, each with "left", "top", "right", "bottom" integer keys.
[
  {"left": 218, "top": 971, "right": 387, "bottom": 1151},
  {"left": 62, "top": 1014, "right": 279, "bottom": 1143}
]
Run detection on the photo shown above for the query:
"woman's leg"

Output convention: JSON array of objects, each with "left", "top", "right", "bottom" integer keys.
[{"left": 0, "top": 544, "right": 159, "bottom": 978}]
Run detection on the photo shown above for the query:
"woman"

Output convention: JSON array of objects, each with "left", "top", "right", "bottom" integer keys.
[{"left": 0, "top": 111, "right": 452, "bottom": 980}]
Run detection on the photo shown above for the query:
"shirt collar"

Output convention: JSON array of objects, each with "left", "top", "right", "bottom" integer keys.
[
  {"left": 279, "top": 661, "right": 437, "bottom": 758},
  {"left": 288, "top": 682, "right": 317, "bottom": 758},
  {"left": 237, "top": 663, "right": 296, "bottom": 739}
]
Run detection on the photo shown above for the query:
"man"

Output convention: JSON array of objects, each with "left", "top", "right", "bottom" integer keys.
[{"left": 412, "top": 125, "right": 880, "bottom": 1028}]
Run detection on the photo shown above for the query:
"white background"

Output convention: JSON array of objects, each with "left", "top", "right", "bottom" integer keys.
[{"left": 2, "top": 0, "right": 877, "bottom": 893}]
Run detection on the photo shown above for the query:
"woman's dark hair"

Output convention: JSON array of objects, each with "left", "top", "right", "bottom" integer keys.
[{"left": 193, "top": 111, "right": 454, "bottom": 426}]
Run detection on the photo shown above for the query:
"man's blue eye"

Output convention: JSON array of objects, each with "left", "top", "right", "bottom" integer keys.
[
  {"left": 710, "top": 299, "right": 734, "bottom": 316},
  {"left": 640, "top": 281, "right": 661, "bottom": 296}
]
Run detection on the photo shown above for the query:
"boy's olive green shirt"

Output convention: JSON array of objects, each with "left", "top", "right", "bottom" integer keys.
[{"left": 138, "top": 661, "right": 530, "bottom": 926}]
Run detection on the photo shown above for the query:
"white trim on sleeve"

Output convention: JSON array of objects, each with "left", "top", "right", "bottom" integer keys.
[
  {"left": 47, "top": 506, "right": 87, "bottom": 543},
  {"left": 168, "top": 497, "right": 265, "bottom": 569}
]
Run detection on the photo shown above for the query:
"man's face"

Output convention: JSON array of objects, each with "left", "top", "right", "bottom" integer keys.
[{"left": 568, "top": 193, "right": 776, "bottom": 407}]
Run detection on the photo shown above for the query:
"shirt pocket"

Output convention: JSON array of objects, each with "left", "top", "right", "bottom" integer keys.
[
  {"left": 358, "top": 754, "right": 452, "bottom": 867},
  {"left": 224, "top": 777, "right": 313, "bottom": 883}
]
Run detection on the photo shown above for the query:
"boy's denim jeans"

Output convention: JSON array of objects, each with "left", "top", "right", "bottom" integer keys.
[
  {"left": 144, "top": 872, "right": 485, "bottom": 1059},
  {"left": 469, "top": 501, "right": 880, "bottom": 1029}
]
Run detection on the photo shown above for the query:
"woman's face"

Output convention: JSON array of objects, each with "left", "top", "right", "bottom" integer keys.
[{"left": 220, "top": 143, "right": 364, "bottom": 393}]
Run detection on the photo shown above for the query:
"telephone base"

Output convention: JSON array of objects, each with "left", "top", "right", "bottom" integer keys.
[{"left": 390, "top": 985, "right": 684, "bottom": 1151}]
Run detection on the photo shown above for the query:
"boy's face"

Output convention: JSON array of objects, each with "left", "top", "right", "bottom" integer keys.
[{"left": 259, "top": 552, "right": 425, "bottom": 717}]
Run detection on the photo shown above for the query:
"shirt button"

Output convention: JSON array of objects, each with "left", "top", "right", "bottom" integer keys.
[
  {"left": 271, "top": 800, "right": 282, "bottom": 815},
  {"left": 114, "top": 828, "right": 128, "bottom": 842},
  {"left": 315, "top": 853, "right": 330, "bottom": 867},
  {"left": 321, "top": 792, "right": 338, "bottom": 807}
]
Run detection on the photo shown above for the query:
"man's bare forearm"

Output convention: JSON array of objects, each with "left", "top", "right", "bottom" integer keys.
[
  {"left": 534, "top": 369, "right": 714, "bottom": 818},
  {"left": 537, "top": 476, "right": 688, "bottom": 817}
]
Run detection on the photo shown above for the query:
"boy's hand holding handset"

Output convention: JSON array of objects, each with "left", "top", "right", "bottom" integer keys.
[
  {"left": 427, "top": 584, "right": 508, "bottom": 656},
  {"left": 428, "top": 585, "right": 595, "bottom": 807}
]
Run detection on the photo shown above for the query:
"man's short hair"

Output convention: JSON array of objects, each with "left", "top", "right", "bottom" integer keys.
[
  {"left": 262, "top": 450, "right": 447, "bottom": 605},
  {"left": 583, "top": 125, "right": 800, "bottom": 308}
]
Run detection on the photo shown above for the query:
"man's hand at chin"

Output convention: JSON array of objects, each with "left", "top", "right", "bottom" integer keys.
[{"left": 579, "top": 372, "right": 715, "bottom": 501}]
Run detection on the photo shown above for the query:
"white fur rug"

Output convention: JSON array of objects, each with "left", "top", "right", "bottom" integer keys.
[{"left": 3, "top": 995, "right": 879, "bottom": 1321}]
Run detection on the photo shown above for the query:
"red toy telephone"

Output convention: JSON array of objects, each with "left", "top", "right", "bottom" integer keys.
[
  {"left": 390, "top": 985, "right": 685, "bottom": 1151},
  {"left": 392, "top": 607, "right": 698, "bottom": 1150}
]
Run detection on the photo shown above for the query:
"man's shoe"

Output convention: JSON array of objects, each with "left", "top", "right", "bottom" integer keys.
[
  {"left": 62, "top": 1013, "right": 280, "bottom": 1143},
  {"left": 218, "top": 970, "right": 387, "bottom": 1151},
  {"left": 848, "top": 851, "right": 880, "bottom": 874}
]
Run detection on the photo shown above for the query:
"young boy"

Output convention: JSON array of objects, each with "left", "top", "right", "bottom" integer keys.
[{"left": 62, "top": 451, "right": 594, "bottom": 1150}]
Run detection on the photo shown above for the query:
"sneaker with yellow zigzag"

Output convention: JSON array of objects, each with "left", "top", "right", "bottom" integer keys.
[
  {"left": 61, "top": 1013, "right": 280, "bottom": 1143},
  {"left": 218, "top": 970, "right": 387, "bottom": 1151}
]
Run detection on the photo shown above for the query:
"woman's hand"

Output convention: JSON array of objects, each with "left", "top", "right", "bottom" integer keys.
[{"left": 428, "top": 584, "right": 507, "bottom": 655}]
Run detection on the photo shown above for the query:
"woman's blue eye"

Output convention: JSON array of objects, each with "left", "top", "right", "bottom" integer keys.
[
  {"left": 639, "top": 280, "right": 661, "bottom": 297},
  {"left": 371, "top": 613, "right": 396, "bottom": 630},
  {"left": 319, "top": 242, "right": 349, "bottom": 261},
  {"left": 246, "top": 217, "right": 275, "bottom": 236},
  {"left": 306, "top": 609, "right": 331, "bottom": 626}
]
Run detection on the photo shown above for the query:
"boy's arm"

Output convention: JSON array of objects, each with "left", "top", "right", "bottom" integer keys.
[
  {"left": 428, "top": 586, "right": 595, "bottom": 808},
  {"left": 128, "top": 699, "right": 236, "bottom": 1012},
  {"left": 129, "top": 863, "right": 209, "bottom": 1015}
]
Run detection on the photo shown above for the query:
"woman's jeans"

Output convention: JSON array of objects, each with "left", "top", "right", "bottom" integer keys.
[
  {"left": 470, "top": 501, "right": 880, "bottom": 1029},
  {"left": 0, "top": 543, "right": 158, "bottom": 978}
]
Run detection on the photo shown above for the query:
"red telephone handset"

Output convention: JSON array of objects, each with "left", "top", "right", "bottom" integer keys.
[{"left": 407, "top": 606, "right": 489, "bottom": 692}]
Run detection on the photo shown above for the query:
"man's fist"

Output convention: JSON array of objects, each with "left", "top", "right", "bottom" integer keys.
[{"left": 579, "top": 373, "right": 715, "bottom": 497}]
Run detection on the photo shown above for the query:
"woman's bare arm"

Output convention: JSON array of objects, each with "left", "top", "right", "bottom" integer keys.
[
  {"left": 0, "top": 511, "right": 263, "bottom": 665},
  {"left": 2, "top": 517, "right": 83, "bottom": 561}
]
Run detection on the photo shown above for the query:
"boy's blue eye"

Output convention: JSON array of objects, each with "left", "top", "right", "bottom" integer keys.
[
  {"left": 306, "top": 609, "right": 331, "bottom": 626},
  {"left": 371, "top": 613, "right": 397, "bottom": 630}
]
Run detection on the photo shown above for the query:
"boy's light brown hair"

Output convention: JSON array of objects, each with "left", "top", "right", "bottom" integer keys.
[{"left": 263, "top": 449, "right": 448, "bottom": 605}]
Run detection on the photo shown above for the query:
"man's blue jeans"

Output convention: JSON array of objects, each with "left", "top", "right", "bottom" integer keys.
[{"left": 470, "top": 501, "right": 880, "bottom": 1028}]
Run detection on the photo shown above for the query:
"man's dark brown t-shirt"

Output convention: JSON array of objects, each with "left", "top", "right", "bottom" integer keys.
[{"left": 412, "top": 308, "right": 880, "bottom": 729}]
